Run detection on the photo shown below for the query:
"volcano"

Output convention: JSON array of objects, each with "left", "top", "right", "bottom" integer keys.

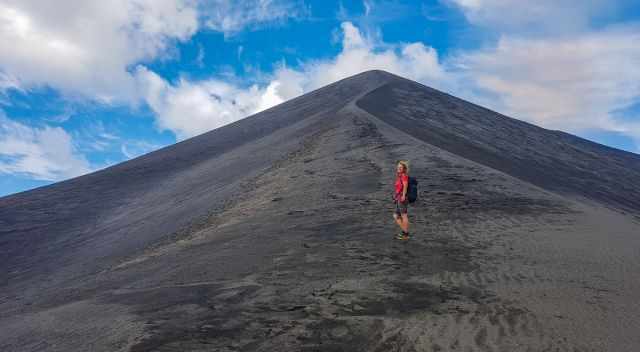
[{"left": 2, "top": 70, "right": 640, "bottom": 351}]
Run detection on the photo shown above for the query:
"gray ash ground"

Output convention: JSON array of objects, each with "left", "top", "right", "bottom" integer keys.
[{"left": 2, "top": 70, "right": 640, "bottom": 351}]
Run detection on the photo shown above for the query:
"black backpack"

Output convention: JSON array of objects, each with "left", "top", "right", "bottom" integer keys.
[{"left": 407, "top": 176, "right": 418, "bottom": 203}]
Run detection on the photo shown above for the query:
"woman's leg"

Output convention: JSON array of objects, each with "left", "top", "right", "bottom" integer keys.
[
  {"left": 393, "top": 213, "right": 403, "bottom": 229},
  {"left": 393, "top": 201, "right": 404, "bottom": 230},
  {"left": 400, "top": 213, "right": 409, "bottom": 233}
]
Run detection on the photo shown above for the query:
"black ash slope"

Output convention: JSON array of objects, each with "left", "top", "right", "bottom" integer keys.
[
  {"left": 0, "top": 71, "right": 392, "bottom": 297},
  {"left": 2, "top": 70, "right": 640, "bottom": 352}
]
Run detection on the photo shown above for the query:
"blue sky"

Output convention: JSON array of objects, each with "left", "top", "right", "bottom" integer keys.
[{"left": 1, "top": 0, "right": 639, "bottom": 197}]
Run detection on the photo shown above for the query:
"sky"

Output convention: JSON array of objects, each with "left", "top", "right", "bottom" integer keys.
[{"left": 1, "top": 0, "right": 639, "bottom": 197}]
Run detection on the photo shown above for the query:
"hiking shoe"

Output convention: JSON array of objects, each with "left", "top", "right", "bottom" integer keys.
[{"left": 394, "top": 233, "right": 410, "bottom": 240}]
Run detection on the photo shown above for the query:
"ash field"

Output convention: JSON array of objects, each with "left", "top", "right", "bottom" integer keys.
[{"left": 2, "top": 70, "right": 640, "bottom": 351}]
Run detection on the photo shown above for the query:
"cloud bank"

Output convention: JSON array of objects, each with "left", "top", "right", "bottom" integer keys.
[
  {"left": 454, "top": 27, "right": 640, "bottom": 133},
  {"left": 0, "top": 0, "right": 305, "bottom": 101},
  {"left": 0, "top": 0, "right": 198, "bottom": 102}
]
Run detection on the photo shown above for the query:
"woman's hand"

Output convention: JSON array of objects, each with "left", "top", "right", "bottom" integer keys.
[{"left": 400, "top": 195, "right": 406, "bottom": 203}]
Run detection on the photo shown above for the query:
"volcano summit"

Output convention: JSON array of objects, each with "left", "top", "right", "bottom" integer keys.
[{"left": 2, "top": 70, "right": 640, "bottom": 351}]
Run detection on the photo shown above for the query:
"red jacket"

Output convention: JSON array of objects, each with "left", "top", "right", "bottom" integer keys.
[{"left": 394, "top": 173, "right": 408, "bottom": 202}]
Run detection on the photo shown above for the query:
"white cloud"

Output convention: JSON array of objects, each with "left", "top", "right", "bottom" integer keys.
[
  {"left": 135, "top": 66, "right": 288, "bottom": 139},
  {"left": 452, "top": 27, "right": 640, "bottom": 134},
  {"left": 338, "top": 0, "right": 412, "bottom": 24},
  {"left": 447, "top": 0, "right": 615, "bottom": 34},
  {"left": 0, "top": 113, "right": 92, "bottom": 181},
  {"left": 195, "top": 43, "right": 205, "bottom": 67},
  {"left": 72, "top": 120, "right": 123, "bottom": 154},
  {"left": 201, "top": 0, "right": 308, "bottom": 35},
  {"left": 442, "top": 0, "right": 640, "bottom": 144},
  {"left": 237, "top": 45, "right": 244, "bottom": 59},
  {"left": 0, "top": 0, "right": 307, "bottom": 102},
  {"left": 295, "top": 23, "right": 446, "bottom": 93},
  {"left": 363, "top": 0, "right": 372, "bottom": 17},
  {"left": 120, "top": 140, "right": 163, "bottom": 159},
  {"left": 0, "top": 0, "right": 198, "bottom": 102}
]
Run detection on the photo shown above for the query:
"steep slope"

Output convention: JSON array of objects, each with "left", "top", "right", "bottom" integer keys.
[
  {"left": 1, "top": 70, "right": 640, "bottom": 351},
  {"left": 0, "top": 71, "right": 392, "bottom": 300},
  {"left": 356, "top": 78, "right": 640, "bottom": 212}
]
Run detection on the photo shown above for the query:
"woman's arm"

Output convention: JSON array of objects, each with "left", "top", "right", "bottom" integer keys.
[{"left": 402, "top": 176, "right": 408, "bottom": 201}]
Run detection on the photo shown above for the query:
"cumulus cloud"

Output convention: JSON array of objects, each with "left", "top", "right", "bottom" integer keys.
[
  {"left": 135, "top": 21, "right": 449, "bottom": 139},
  {"left": 452, "top": 27, "right": 640, "bottom": 134},
  {"left": 0, "top": 113, "right": 92, "bottom": 181},
  {"left": 135, "top": 66, "right": 287, "bottom": 139},
  {"left": 0, "top": 0, "right": 307, "bottom": 102},
  {"left": 0, "top": 0, "right": 198, "bottom": 102},
  {"left": 303, "top": 22, "right": 447, "bottom": 90}
]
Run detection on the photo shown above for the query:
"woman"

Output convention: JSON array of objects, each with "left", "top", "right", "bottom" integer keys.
[{"left": 393, "top": 160, "right": 410, "bottom": 240}]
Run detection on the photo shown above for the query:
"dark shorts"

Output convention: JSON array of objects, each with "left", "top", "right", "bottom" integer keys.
[{"left": 394, "top": 200, "right": 408, "bottom": 216}]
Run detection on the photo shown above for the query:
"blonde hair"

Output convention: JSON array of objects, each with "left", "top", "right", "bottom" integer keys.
[{"left": 397, "top": 160, "right": 409, "bottom": 174}]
